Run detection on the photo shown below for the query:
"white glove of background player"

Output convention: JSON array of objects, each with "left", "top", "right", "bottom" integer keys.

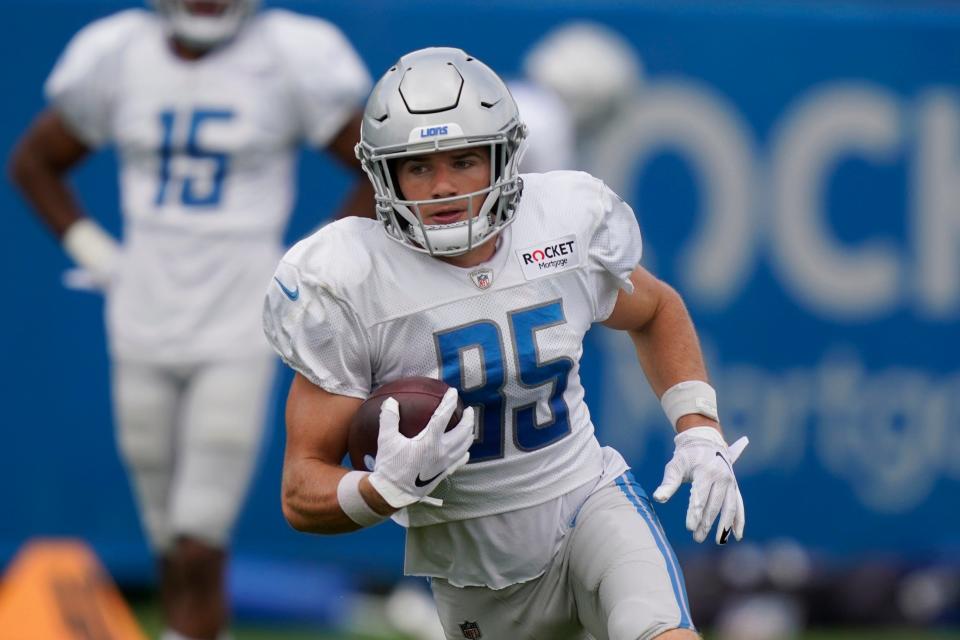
[
  {"left": 653, "top": 426, "right": 749, "bottom": 544},
  {"left": 368, "top": 388, "right": 475, "bottom": 509},
  {"left": 62, "top": 219, "right": 120, "bottom": 290}
]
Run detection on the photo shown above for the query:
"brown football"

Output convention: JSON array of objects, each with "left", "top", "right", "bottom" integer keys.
[{"left": 347, "top": 377, "right": 464, "bottom": 472}]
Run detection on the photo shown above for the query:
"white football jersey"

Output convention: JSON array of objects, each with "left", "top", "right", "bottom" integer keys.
[
  {"left": 508, "top": 80, "right": 575, "bottom": 174},
  {"left": 46, "top": 9, "right": 371, "bottom": 362},
  {"left": 264, "top": 171, "right": 643, "bottom": 525}
]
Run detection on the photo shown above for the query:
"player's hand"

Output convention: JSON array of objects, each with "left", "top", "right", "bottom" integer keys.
[
  {"left": 62, "top": 219, "right": 120, "bottom": 290},
  {"left": 653, "top": 426, "right": 748, "bottom": 544},
  {"left": 367, "top": 388, "right": 474, "bottom": 509}
]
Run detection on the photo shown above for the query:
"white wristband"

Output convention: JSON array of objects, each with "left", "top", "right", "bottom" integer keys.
[
  {"left": 660, "top": 380, "right": 719, "bottom": 430},
  {"left": 336, "top": 471, "right": 388, "bottom": 527},
  {"left": 62, "top": 219, "right": 119, "bottom": 275}
]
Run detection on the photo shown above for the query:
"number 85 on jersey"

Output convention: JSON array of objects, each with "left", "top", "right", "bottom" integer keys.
[{"left": 435, "top": 299, "right": 575, "bottom": 463}]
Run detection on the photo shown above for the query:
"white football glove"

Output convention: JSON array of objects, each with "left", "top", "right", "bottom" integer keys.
[
  {"left": 653, "top": 427, "right": 749, "bottom": 545},
  {"left": 62, "top": 219, "right": 120, "bottom": 290},
  {"left": 368, "top": 388, "right": 475, "bottom": 509}
]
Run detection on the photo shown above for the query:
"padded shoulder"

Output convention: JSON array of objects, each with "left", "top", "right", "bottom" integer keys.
[
  {"left": 50, "top": 9, "right": 154, "bottom": 77},
  {"left": 281, "top": 217, "right": 383, "bottom": 297},
  {"left": 258, "top": 9, "right": 350, "bottom": 53},
  {"left": 518, "top": 170, "right": 611, "bottom": 232},
  {"left": 44, "top": 10, "right": 156, "bottom": 146},
  {"left": 255, "top": 10, "right": 371, "bottom": 146}
]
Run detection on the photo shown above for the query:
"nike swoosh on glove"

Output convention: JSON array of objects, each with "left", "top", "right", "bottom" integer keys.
[
  {"left": 368, "top": 388, "right": 475, "bottom": 509},
  {"left": 653, "top": 426, "right": 748, "bottom": 544}
]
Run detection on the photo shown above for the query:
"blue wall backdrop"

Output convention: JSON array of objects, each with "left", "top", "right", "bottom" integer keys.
[{"left": 1, "top": 0, "right": 958, "bottom": 585}]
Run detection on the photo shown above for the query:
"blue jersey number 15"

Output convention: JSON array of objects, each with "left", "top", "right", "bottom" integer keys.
[{"left": 435, "top": 300, "right": 574, "bottom": 463}]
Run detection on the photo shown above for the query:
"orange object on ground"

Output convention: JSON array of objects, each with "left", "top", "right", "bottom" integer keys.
[{"left": 0, "top": 538, "right": 147, "bottom": 640}]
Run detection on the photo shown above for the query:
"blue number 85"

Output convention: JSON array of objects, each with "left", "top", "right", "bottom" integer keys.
[{"left": 434, "top": 300, "right": 574, "bottom": 463}]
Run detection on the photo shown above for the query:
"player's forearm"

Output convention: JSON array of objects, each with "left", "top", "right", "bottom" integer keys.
[
  {"left": 629, "top": 286, "right": 712, "bottom": 403},
  {"left": 8, "top": 142, "right": 85, "bottom": 238},
  {"left": 281, "top": 461, "right": 357, "bottom": 533},
  {"left": 9, "top": 111, "right": 92, "bottom": 238},
  {"left": 281, "top": 461, "right": 394, "bottom": 533}
]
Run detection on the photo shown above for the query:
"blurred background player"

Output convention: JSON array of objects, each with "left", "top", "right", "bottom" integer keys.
[
  {"left": 7, "top": 1, "right": 372, "bottom": 638},
  {"left": 506, "top": 77, "right": 575, "bottom": 174},
  {"left": 264, "top": 47, "right": 747, "bottom": 639},
  {"left": 514, "top": 20, "right": 644, "bottom": 174}
]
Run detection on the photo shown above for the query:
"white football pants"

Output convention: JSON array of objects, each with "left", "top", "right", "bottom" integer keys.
[
  {"left": 430, "top": 472, "right": 696, "bottom": 640},
  {"left": 111, "top": 356, "right": 276, "bottom": 552}
]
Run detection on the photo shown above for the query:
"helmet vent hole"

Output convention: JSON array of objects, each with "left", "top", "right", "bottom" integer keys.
[
  {"left": 374, "top": 114, "right": 389, "bottom": 123},
  {"left": 480, "top": 100, "right": 500, "bottom": 109}
]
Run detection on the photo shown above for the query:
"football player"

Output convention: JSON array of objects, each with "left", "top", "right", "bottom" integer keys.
[
  {"left": 508, "top": 77, "right": 575, "bottom": 173},
  {"left": 263, "top": 48, "right": 747, "bottom": 640},
  {"left": 8, "top": 1, "right": 372, "bottom": 639},
  {"left": 524, "top": 21, "right": 645, "bottom": 143}
]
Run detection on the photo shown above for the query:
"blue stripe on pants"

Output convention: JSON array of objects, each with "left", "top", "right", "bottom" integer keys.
[
  {"left": 626, "top": 471, "right": 693, "bottom": 622},
  {"left": 615, "top": 473, "right": 694, "bottom": 630}
]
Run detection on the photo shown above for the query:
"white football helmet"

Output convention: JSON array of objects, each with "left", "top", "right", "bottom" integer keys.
[
  {"left": 524, "top": 22, "right": 644, "bottom": 128},
  {"left": 356, "top": 47, "right": 527, "bottom": 257},
  {"left": 151, "top": 0, "right": 260, "bottom": 49}
]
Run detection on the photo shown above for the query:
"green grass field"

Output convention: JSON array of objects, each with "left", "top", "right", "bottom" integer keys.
[
  {"left": 132, "top": 597, "right": 960, "bottom": 640},
  {"left": 195, "top": 631, "right": 960, "bottom": 640}
]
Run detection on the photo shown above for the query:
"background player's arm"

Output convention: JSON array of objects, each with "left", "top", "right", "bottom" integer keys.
[
  {"left": 602, "top": 265, "right": 720, "bottom": 433},
  {"left": 324, "top": 111, "right": 376, "bottom": 220},
  {"left": 8, "top": 108, "right": 91, "bottom": 237},
  {"left": 283, "top": 373, "right": 397, "bottom": 533}
]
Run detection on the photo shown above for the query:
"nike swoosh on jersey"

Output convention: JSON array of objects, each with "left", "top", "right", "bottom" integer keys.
[
  {"left": 414, "top": 470, "right": 444, "bottom": 487},
  {"left": 274, "top": 277, "right": 299, "bottom": 301}
]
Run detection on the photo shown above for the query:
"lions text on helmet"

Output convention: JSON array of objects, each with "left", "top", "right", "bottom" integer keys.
[
  {"left": 356, "top": 47, "right": 528, "bottom": 257},
  {"left": 151, "top": 0, "right": 260, "bottom": 49}
]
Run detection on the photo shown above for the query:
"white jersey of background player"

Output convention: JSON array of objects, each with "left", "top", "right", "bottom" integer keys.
[
  {"left": 9, "top": 1, "right": 371, "bottom": 639},
  {"left": 264, "top": 48, "right": 747, "bottom": 640},
  {"left": 508, "top": 79, "right": 575, "bottom": 173}
]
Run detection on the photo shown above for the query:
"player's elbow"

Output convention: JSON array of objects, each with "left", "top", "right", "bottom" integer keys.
[
  {"left": 7, "top": 135, "right": 60, "bottom": 196},
  {"left": 281, "top": 483, "right": 352, "bottom": 535},
  {"left": 659, "top": 280, "right": 687, "bottom": 316},
  {"left": 7, "top": 139, "right": 35, "bottom": 190},
  {"left": 280, "top": 479, "right": 313, "bottom": 530},
  {"left": 281, "top": 493, "right": 326, "bottom": 533},
  {"left": 281, "top": 498, "right": 313, "bottom": 532}
]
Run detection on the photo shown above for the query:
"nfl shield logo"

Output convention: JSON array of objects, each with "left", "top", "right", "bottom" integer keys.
[
  {"left": 469, "top": 268, "right": 493, "bottom": 290},
  {"left": 459, "top": 620, "right": 482, "bottom": 639}
]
